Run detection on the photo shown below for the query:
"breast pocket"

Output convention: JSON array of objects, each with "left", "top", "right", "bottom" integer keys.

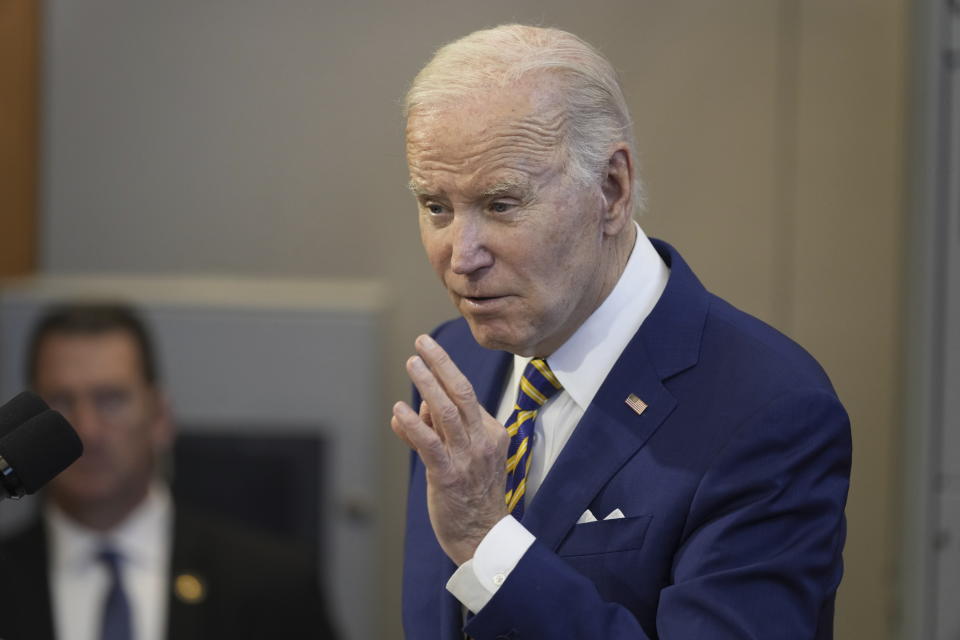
[{"left": 557, "top": 514, "right": 653, "bottom": 558}]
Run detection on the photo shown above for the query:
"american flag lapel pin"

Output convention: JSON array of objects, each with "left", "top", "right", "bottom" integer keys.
[{"left": 625, "top": 393, "right": 648, "bottom": 416}]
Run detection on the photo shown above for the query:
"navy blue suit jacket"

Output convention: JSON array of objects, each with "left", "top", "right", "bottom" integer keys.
[
  {"left": 0, "top": 507, "right": 338, "bottom": 640},
  {"left": 402, "top": 240, "right": 851, "bottom": 639}
]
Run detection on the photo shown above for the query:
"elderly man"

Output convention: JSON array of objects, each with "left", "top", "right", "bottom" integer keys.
[{"left": 391, "top": 25, "right": 851, "bottom": 639}]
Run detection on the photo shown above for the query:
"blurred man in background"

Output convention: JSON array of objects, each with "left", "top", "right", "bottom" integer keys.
[{"left": 0, "top": 302, "right": 337, "bottom": 640}]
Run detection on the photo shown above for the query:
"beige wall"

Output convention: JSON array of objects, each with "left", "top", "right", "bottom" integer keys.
[
  {"left": 33, "top": 1, "right": 906, "bottom": 637},
  {"left": 790, "top": 3, "right": 905, "bottom": 637}
]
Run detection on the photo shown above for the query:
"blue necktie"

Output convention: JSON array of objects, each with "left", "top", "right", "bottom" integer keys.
[
  {"left": 98, "top": 547, "right": 133, "bottom": 640},
  {"left": 503, "top": 358, "right": 563, "bottom": 519}
]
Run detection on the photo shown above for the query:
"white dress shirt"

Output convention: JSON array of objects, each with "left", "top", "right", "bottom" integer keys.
[
  {"left": 447, "top": 223, "right": 670, "bottom": 613},
  {"left": 46, "top": 483, "right": 174, "bottom": 640}
]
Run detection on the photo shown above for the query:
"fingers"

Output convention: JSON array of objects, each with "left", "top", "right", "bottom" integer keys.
[
  {"left": 392, "top": 334, "right": 486, "bottom": 464},
  {"left": 390, "top": 413, "right": 416, "bottom": 450},
  {"left": 391, "top": 401, "right": 447, "bottom": 469},
  {"left": 406, "top": 352, "right": 471, "bottom": 451},
  {"left": 414, "top": 334, "right": 481, "bottom": 426},
  {"left": 419, "top": 401, "right": 434, "bottom": 429},
  {"left": 389, "top": 402, "right": 434, "bottom": 449}
]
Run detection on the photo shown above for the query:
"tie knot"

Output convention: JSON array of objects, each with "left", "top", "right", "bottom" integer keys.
[
  {"left": 516, "top": 358, "right": 563, "bottom": 411},
  {"left": 97, "top": 546, "right": 123, "bottom": 573}
]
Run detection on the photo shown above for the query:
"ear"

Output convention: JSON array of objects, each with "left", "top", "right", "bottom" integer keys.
[{"left": 600, "top": 146, "right": 634, "bottom": 236}]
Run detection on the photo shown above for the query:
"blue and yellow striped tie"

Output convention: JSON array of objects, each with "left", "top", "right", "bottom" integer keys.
[{"left": 504, "top": 358, "right": 563, "bottom": 519}]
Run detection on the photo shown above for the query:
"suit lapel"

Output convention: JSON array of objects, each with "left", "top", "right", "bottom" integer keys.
[
  {"left": 469, "top": 349, "right": 513, "bottom": 414},
  {"left": 522, "top": 334, "right": 677, "bottom": 549},
  {"left": 165, "top": 509, "right": 206, "bottom": 640},
  {"left": 523, "top": 239, "right": 708, "bottom": 550}
]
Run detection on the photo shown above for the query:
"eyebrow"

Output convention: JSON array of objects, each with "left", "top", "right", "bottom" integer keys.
[
  {"left": 408, "top": 181, "right": 439, "bottom": 199},
  {"left": 479, "top": 180, "right": 529, "bottom": 199},
  {"left": 407, "top": 179, "right": 531, "bottom": 200}
]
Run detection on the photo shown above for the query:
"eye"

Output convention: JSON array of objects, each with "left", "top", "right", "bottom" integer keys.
[
  {"left": 46, "top": 393, "right": 75, "bottom": 416},
  {"left": 489, "top": 201, "right": 513, "bottom": 214},
  {"left": 425, "top": 203, "right": 446, "bottom": 215}
]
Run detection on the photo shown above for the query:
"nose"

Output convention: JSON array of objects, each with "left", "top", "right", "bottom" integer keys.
[{"left": 450, "top": 216, "right": 494, "bottom": 275}]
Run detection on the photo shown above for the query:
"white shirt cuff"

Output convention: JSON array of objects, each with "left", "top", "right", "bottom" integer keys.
[{"left": 445, "top": 515, "right": 536, "bottom": 614}]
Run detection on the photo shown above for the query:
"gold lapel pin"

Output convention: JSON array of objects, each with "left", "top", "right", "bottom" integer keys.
[
  {"left": 174, "top": 573, "right": 206, "bottom": 604},
  {"left": 625, "top": 393, "right": 648, "bottom": 416}
]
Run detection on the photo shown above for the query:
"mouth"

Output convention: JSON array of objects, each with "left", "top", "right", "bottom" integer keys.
[{"left": 459, "top": 294, "right": 510, "bottom": 312}]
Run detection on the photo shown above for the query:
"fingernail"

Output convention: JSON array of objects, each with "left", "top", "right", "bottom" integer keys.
[
  {"left": 416, "top": 334, "right": 437, "bottom": 349},
  {"left": 408, "top": 355, "right": 425, "bottom": 371}
]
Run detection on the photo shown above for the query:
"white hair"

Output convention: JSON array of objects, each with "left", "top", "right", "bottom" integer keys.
[{"left": 405, "top": 24, "right": 644, "bottom": 212}]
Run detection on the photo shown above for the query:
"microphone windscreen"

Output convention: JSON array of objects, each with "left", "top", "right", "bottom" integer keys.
[
  {"left": 0, "top": 410, "right": 83, "bottom": 494},
  {"left": 0, "top": 391, "right": 49, "bottom": 439}
]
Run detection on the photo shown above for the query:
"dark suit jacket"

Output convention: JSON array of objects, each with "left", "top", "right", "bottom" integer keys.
[
  {"left": 402, "top": 240, "right": 851, "bottom": 639},
  {"left": 0, "top": 506, "right": 337, "bottom": 640}
]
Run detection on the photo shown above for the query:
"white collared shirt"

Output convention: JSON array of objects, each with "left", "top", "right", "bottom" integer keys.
[
  {"left": 447, "top": 223, "right": 670, "bottom": 613},
  {"left": 46, "top": 483, "right": 174, "bottom": 640}
]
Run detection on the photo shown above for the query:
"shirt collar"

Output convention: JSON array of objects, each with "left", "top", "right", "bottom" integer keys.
[
  {"left": 536, "top": 222, "right": 670, "bottom": 410},
  {"left": 46, "top": 482, "right": 173, "bottom": 572}
]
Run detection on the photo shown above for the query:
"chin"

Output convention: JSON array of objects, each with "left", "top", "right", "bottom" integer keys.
[{"left": 467, "top": 322, "right": 532, "bottom": 355}]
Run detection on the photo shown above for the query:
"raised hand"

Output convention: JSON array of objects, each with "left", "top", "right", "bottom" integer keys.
[{"left": 391, "top": 334, "right": 509, "bottom": 565}]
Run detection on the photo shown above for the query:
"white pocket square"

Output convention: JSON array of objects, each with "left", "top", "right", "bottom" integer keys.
[
  {"left": 577, "top": 509, "right": 598, "bottom": 524},
  {"left": 577, "top": 507, "right": 626, "bottom": 524}
]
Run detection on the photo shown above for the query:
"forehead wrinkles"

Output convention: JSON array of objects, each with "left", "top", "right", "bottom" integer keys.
[{"left": 407, "top": 111, "right": 567, "bottom": 188}]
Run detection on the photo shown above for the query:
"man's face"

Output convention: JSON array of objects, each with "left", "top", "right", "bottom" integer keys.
[
  {"left": 407, "top": 80, "right": 618, "bottom": 356},
  {"left": 33, "top": 331, "right": 170, "bottom": 516}
]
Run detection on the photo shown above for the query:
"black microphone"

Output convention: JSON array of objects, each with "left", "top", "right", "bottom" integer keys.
[
  {"left": 0, "top": 390, "right": 49, "bottom": 439},
  {"left": 0, "top": 409, "right": 83, "bottom": 501}
]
